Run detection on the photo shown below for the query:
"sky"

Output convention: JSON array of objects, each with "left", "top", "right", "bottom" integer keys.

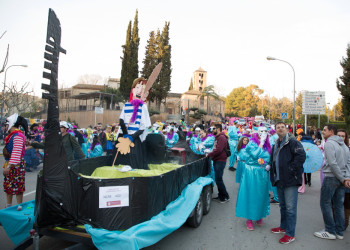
[{"left": 1, "top": 0, "right": 350, "bottom": 108}]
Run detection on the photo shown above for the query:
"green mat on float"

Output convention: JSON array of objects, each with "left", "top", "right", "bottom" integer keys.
[{"left": 82, "top": 163, "right": 182, "bottom": 179}]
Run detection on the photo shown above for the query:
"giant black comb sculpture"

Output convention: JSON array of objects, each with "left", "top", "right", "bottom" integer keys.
[{"left": 35, "top": 9, "right": 77, "bottom": 228}]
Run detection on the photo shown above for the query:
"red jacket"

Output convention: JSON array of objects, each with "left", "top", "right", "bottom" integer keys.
[{"left": 208, "top": 132, "right": 228, "bottom": 162}]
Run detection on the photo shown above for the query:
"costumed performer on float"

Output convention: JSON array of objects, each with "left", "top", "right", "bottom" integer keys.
[
  {"left": 3, "top": 113, "right": 28, "bottom": 210},
  {"left": 191, "top": 129, "right": 215, "bottom": 155},
  {"left": 189, "top": 127, "right": 201, "bottom": 153},
  {"left": 115, "top": 63, "right": 162, "bottom": 169},
  {"left": 235, "top": 126, "right": 271, "bottom": 231},
  {"left": 228, "top": 120, "right": 240, "bottom": 171},
  {"left": 165, "top": 127, "right": 179, "bottom": 148}
]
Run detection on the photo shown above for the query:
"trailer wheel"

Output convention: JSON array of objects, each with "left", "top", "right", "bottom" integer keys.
[
  {"left": 186, "top": 194, "right": 203, "bottom": 228},
  {"left": 202, "top": 185, "right": 213, "bottom": 215}
]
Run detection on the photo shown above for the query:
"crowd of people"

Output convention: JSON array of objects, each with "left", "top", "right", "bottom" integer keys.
[{"left": 1, "top": 113, "right": 350, "bottom": 245}]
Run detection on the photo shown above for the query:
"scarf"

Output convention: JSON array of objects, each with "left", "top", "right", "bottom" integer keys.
[
  {"left": 130, "top": 99, "right": 144, "bottom": 123},
  {"left": 167, "top": 131, "right": 174, "bottom": 140},
  {"left": 5, "top": 129, "right": 24, "bottom": 144}
]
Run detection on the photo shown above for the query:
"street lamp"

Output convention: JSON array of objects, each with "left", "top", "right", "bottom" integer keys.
[
  {"left": 1, "top": 64, "right": 28, "bottom": 123},
  {"left": 327, "top": 102, "right": 330, "bottom": 123},
  {"left": 267, "top": 56, "right": 296, "bottom": 135}
]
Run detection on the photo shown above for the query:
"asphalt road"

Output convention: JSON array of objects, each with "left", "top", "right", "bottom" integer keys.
[{"left": 0, "top": 158, "right": 349, "bottom": 250}]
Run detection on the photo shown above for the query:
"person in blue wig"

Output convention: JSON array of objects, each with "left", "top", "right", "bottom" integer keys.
[
  {"left": 228, "top": 121, "right": 240, "bottom": 171},
  {"left": 236, "top": 126, "right": 271, "bottom": 231}
]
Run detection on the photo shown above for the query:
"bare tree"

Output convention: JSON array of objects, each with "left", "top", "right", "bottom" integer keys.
[
  {"left": 77, "top": 74, "right": 102, "bottom": 85},
  {"left": 3, "top": 81, "right": 36, "bottom": 115}
]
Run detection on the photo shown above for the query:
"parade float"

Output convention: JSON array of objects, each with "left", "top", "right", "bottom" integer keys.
[{"left": 0, "top": 9, "right": 214, "bottom": 250}]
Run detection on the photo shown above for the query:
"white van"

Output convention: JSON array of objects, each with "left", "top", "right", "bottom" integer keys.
[{"left": 255, "top": 115, "right": 264, "bottom": 124}]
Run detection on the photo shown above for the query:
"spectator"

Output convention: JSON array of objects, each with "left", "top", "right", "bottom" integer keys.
[
  {"left": 3, "top": 114, "right": 28, "bottom": 210},
  {"left": 337, "top": 129, "right": 350, "bottom": 230},
  {"left": 314, "top": 124, "right": 350, "bottom": 240},
  {"left": 207, "top": 123, "right": 230, "bottom": 203},
  {"left": 97, "top": 123, "right": 107, "bottom": 151},
  {"left": 32, "top": 121, "right": 85, "bottom": 161},
  {"left": 270, "top": 122, "right": 306, "bottom": 244},
  {"left": 105, "top": 125, "right": 114, "bottom": 155},
  {"left": 88, "top": 135, "right": 103, "bottom": 158}
]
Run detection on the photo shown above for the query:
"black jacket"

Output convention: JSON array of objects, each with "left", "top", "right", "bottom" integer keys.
[{"left": 270, "top": 134, "right": 306, "bottom": 187}]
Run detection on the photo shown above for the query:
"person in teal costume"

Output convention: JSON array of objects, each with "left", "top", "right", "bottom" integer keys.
[
  {"left": 88, "top": 135, "right": 103, "bottom": 158},
  {"left": 236, "top": 136, "right": 250, "bottom": 183},
  {"left": 189, "top": 127, "right": 201, "bottom": 153},
  {"left": 165, "top": 128, "right": 179, "bottom": 148},
  {"left": 196, "top": 129, "right": 215, "bottom": 155},
  {"left": 236, "top": 127, "right": 272, "bottom": 231},
  {"left": 268, "top": 128, "right": 279, "bottom": 203},
  {"left": 228, "top": 122, "right": 240, "bottom": 171}
]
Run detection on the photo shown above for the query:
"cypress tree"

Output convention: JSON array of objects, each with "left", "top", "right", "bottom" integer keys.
[
  {"left": 141, "top": 31, "right": 158, "bottom": 101},
  {"left": 158, "top": 22, "right": 172, "bottom": 109},
  {"left": 336, "top": 44, "right": 350, "bottom": 130},
  {"left": 120, "top": 21, "right": 132, "bottom": 101},
  {"left": 130, "top": 10, "right": 140, "bottom": 81},
  {"left": 141, "top": 22, "right": 172, "bottom": 110}
]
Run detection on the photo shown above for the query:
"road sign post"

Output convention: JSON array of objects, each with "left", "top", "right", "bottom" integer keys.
[{"left": 281, "top": 112, "right": 288, "bottom": 121}]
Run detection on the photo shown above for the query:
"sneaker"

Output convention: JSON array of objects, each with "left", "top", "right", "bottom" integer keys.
[
  {"left": 220, "top": 197, "right": 230, "bottom": 203},
  {"left": 271, "top": 227, "right": 286, "bottom": 234},
  {"left": 246, "top": 220, "right": 254, "bottom": 231},
  {"left": 336, "top": 234, "right": 344, "bottom": 240},
  {"left": 256, "top": 219, "right": 263, "bottom": 226},
  {"left": 314, "top": 230, "right": 336, "bottom": 240},
  {"left": 212, "top": 196, "right": 220, "bottom": 202},
  {"left": 279, "top": 235, "right": 295, "bottom": 244},
  {"left": 228, "top": 167, "right": 236, "bottom": 172},
  {"left": 270, "top": 199, "right": 279, "bottom": 204}
]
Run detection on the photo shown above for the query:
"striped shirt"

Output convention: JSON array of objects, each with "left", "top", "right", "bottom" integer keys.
[
  {"left": 8, "top": 134, "right": 25, "bottom": 165},
  {"left": 119, "top": 102, "right": 151, "bottom": 142}
]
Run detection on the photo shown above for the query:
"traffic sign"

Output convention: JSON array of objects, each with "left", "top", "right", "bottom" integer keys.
[
  {"left": 281, "top": 112, "right": 287, "bottom": 119},
  {"left": 95, "top": 107, "right": 104, "bottom": 114},
  {"left": 302, "top": 91, "right": 325, "bottom": 115}
]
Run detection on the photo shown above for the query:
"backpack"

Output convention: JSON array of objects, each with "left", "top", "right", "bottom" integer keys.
[{"left": 225, "top": 139, "right": 231, "bottom": 157}]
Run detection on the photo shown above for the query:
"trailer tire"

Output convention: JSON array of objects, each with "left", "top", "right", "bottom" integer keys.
[
  {"left": 186, "top": 194, "right": 203, "bottom": 228},
  {"left": 202, "top": 185, "right": 212, "bottom": 215}
]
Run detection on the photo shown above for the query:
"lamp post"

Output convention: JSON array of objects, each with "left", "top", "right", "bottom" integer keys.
[
  {"left": 327, "top": 102, "right": 330, "bottom": 123},
  {"left": 267, "top": 56, "right": 295, "bottom": 135},
  {"left": 1, "top": 64, "right": 28, "bottom": 123}
]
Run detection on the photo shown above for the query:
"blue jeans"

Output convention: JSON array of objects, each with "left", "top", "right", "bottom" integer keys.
[
  {"left": 213, "top": 161, "right": 229, "bottom": 200},
  {"left": 320, "top": 177, "right": 345, "bottom": 236},
  {"left": 277, "top": 185, "right": 298, "bottom": 237}
]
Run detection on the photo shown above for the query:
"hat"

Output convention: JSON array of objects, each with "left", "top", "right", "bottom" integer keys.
[
  {"left": 297, "top": 124, "right": 301, "bottom": 128},
  {"left": 60, "top": 121, "right": 69, "bottom": 129},
  {"left": 5, "top": 113, "right": 19, "bottom": 132},
  {"left": 234, "top": 120, "right": 239, "bottom": 124},
  {"left": 195, "top": 127, "right": 201, "bottom": 131}
]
